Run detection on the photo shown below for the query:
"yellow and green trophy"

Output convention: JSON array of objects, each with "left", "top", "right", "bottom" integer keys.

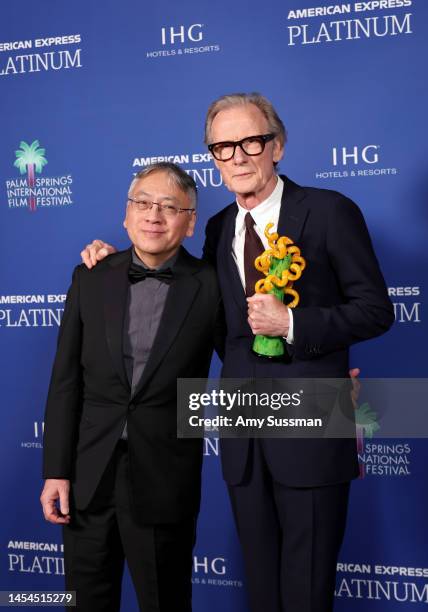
[{"left": 253, "top": 223, "right": 306, "bottom": 357}]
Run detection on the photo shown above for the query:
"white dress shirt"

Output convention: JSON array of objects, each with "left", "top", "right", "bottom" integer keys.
[{"left": 231, "top": 176, "right": 294, "bottom": 344}]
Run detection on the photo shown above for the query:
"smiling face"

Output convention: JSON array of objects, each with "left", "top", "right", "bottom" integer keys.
[
  {"left": 209, "top": 103, "right": 284, "bottom": 209},
  {"left": 123, "top": 171, "right": 196, "bottom": 268}
]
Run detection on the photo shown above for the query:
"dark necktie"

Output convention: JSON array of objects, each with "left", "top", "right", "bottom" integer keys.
[
  {"left": 128, "top": 263, "right": 173, "bottom": 285},
  {"left": 244, "top": 212, "right": 265, "bottom": 296}
]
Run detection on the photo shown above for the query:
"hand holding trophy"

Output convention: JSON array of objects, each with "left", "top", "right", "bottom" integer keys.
[{"left": 252, "top": 223, "right": 306, "bottom": 357}]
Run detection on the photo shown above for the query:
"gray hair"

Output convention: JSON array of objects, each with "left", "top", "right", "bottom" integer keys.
[
  {"left": 204, "top": 92, "right": 287, "bottom": 149},
  {"left": 129, "top": 162, "right": 197, "bottom": 209}
]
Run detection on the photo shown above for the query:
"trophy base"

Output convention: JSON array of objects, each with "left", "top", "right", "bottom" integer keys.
[{"left": 252, "top": 335, "right": 284, "bottom": 358}]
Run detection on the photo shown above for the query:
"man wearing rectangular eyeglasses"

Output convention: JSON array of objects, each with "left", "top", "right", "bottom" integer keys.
[
  {"left": 80, "top": 93, "right": 394, "bottom": 612},
  {"left": 202, "top": 93, "right": 393, "bottom": 612},
  {"left": 41, "top": 162, "right": 223, "bottom": 612}
]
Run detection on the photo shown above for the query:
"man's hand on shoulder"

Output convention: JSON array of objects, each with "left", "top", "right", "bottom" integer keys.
[
  {"left": 247, "top": 294, "right": 290, "bottom": 337},
  {"left": 80, "top": 239, "right": 117, "bottom": 269},
  {"left": 40, "top": 479, "right": 71, "bottom": 525}
]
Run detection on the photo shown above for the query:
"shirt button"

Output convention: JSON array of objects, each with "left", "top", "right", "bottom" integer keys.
[{"left": 129, "top": 403, "right": 136, "bottom": 412}]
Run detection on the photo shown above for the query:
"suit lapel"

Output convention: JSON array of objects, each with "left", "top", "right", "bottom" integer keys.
[
  {"left": 221, "top": 204, "right": 248, "bottom": 315},
  {"left": 103, "top": 248, "right": 132, "bottom": 392},
  {"left": 277, "top": 175, "right": 309, "bottom": 244},
  {"left": 131, "top": 247, "right": 201, "bottom": 400}
]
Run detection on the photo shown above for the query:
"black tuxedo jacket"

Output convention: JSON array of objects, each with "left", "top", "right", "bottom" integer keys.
[
  {"left": 43, "top": 247, "right": 221, "bottom": 523},
  {"left": 203, "top": 176, "right": 394, "bottom": 487}
]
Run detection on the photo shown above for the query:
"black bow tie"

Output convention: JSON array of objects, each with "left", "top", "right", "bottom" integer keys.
[{"left": 128, "top": 263, "right": 174, "bottom": 285}]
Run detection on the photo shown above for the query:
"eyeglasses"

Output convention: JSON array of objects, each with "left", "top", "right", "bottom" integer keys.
[
  {"left": 208, "top": 133, "right": 276, "bottom": 162},
  {"left": 127, "top": 197, "right": 195, "bottom": 218}
]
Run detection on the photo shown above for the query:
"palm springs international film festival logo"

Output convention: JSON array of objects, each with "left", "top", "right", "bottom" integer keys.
[
  {"left": 356, "top": 402, "right": 412, "bottom": 478},
  {"left": 6, "top": 140, "right": 73, "bottom": 211}
]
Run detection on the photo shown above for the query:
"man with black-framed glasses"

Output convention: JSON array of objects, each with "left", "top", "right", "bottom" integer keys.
[
  {"left": 202, "top": 93, "right": 393, "bottom": 612},
  {"left": 41, "top": 162, "right": 223, "bottom": 612}
]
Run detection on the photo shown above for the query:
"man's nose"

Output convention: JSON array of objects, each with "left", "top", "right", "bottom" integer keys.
[
  {"left": 145, "top": 203, "right": 163, "bottom": 222},
  {"left": 232, "top": 144, "right": 248, "bottom": 164}
]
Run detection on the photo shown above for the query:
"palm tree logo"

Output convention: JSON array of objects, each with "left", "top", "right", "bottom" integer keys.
[
  {"left": 355, "top": 402, "right": 380, "bottom": 478},
  {"left": 14, "top": 140, "right": 48, "bottom": 211}
]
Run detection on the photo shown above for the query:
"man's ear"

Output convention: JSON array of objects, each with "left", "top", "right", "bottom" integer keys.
[
  {"left": 273, "top": 138, "right": 284, "bottom": 164},
  {"left": 186, "top": 213, "right": 197, "bottom": 238}
]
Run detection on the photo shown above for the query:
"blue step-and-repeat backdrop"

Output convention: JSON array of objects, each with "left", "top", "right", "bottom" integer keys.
[{"left": 0, "top": 0, "right": 427, "bottom": 610}]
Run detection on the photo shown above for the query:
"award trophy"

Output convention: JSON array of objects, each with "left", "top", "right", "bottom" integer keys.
[{"left": 252, "top": 222, "right": 306, "bottom": 357}]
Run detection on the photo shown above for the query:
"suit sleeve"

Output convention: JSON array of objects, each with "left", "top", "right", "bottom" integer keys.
[
  {"left": 203, "top": 217, "right": 227, "bottom": 359},
  {"left": 213, "top": 299, "right": 226, "bottom": 361},
  {"left": 292, "top": 196, "right": 395, "bottom": 359},
  {"left": 202, "top": 216, "right": 219, "bottom": 268},
  {"left": 42, "top": 266, "right": 83, "bottom": 478}
]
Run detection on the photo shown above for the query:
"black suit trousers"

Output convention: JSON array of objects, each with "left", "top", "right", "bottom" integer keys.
[
  {"left": 63, "top": 441, "right": 196, "bottom": 612},
  {"left": 227, "top": 439, "right": 350, "bottom": 612}
]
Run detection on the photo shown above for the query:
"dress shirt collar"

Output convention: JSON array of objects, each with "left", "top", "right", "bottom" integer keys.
[
  {"left": 235, "top": 175, "right": 284, "bottom": 233},
  {"left": 132, "top": 248, "right": 178, "bottom": 271}
]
